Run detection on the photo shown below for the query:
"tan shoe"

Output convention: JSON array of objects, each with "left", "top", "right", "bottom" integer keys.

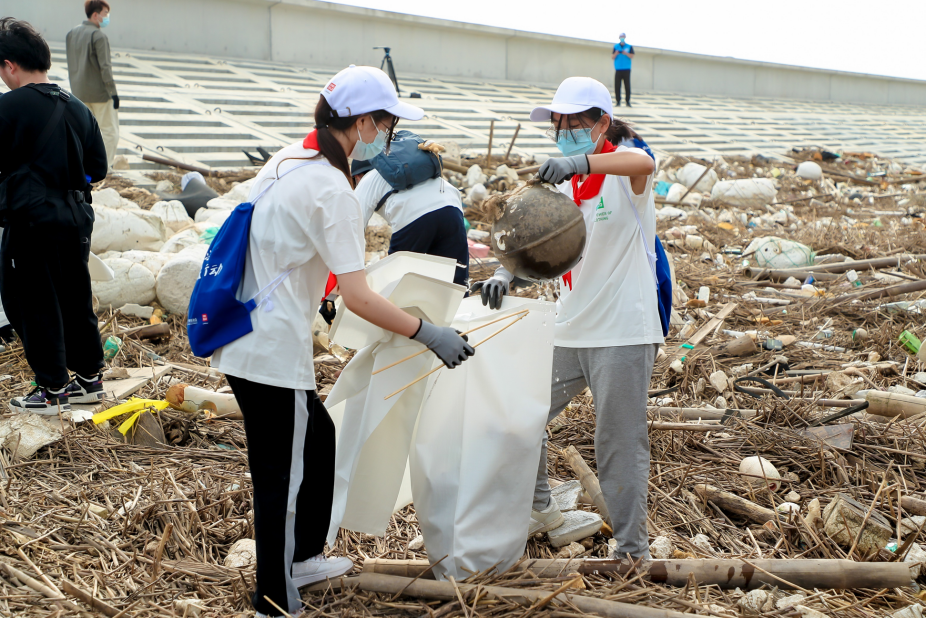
[{"left": 529, "top": 502, "right": 565, "bottom": 535}]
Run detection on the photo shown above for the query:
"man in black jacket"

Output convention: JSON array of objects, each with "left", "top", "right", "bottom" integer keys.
[{"left": 0, "top": 18, "right": 108, "bottom": 414}]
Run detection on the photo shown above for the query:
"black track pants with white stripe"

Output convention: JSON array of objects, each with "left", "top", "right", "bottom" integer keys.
[{"left": 227, "top": 375, "right": 335, "bottom": 616}]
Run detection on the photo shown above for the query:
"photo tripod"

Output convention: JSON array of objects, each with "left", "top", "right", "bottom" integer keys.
[{"left": 374, "top": 46, "right": 400, "bottom": 96}]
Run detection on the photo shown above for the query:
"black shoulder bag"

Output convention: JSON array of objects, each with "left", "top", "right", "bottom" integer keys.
[{"left": 0, "top": 91, "right": 66, "bottom": 226}]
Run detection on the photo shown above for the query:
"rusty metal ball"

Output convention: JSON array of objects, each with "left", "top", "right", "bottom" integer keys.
[{"left": 487, "top": 181, "right": 586, "bottom": 281}]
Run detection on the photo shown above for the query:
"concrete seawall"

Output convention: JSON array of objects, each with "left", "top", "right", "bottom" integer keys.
[{"left": 8, "top": 0, "right": 926, "bottom": 106}]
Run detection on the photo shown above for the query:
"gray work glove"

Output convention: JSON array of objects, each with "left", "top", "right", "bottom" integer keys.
[
  {"left": 538, "top": 154, "right": 590, "bottom": 184},
  {"left": 411, "top": 320, "right": 475, "bottom": 368},
  {"left": 474, "top": 266, "right": 514, "bottom": 311}
]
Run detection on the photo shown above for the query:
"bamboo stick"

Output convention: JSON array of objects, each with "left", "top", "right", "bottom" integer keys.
[
  {"left": 384, "top": 312, "right": 528, "bottom": 400},
  {"left": 62, "top": 579, "right": 121, "bottom": 617},
  {"left": 360, "top": 558, "right": 912, "bottom": 590},
  {"left": 372, "top": 309, "right": 529, "bottom": 375},
  {"left": 358, "top": 572, "right": 689, "bottom": 618},
  {"left": 563, "top": 445, "right": 611, "bottom": 527},
  {"left": 865, "top": 391, "right": 926, "bottom": 418},
  {"left": 648, "top": 422, "right": 720, "bottom": 432}
]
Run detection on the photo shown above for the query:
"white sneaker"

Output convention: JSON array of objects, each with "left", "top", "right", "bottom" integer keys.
[
  {"left": 292, "top": 554, "right": 353, "bottom": 587},
  {"left": 529, "top": 502, "right": 565, "bottom": 535}
]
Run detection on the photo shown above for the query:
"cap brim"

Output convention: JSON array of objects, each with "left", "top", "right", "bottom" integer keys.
[
  {"left": 529, "top": 103, "right": 595, "bottom": 122},
  {"left": 385, "top": 100, "right": 425, "bottom": 121}
]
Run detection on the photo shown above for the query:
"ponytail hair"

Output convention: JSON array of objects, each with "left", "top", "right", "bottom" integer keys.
[
  {"left": 313, "top": 96, "right": 397, "bottom": 188},
  {"left": 554, "top": 107, "right": 640, "bottom": 145}
]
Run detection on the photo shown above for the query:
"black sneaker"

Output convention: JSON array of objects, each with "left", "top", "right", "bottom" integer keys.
[
  {"left": 66, "top": 374, "right": 105, "bottom": 404},
  {"left": 9, "top": 385, "right": 70, "bottom": 415}
]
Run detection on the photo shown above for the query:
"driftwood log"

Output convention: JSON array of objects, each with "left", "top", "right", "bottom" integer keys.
[
  {"left": 901, "top": 495, "right": 926, "bottom": 516},
  {"left": 361, "top": 558, "right": 911, "bottom": 590},
  {"left": 694, "top": 484, "right": 777, "bottom": 524}
]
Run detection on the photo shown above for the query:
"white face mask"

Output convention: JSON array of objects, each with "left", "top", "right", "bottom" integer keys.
[{"left": 349, "top": 118, "right": 388, "bottom": 161}]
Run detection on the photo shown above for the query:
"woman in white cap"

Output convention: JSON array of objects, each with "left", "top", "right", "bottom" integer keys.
[
  {"left": 480, "top": 76, "right": 661, "bottom": 559},
  {"left": 210, "top": 65, "right": 474, "bottom": 618}
]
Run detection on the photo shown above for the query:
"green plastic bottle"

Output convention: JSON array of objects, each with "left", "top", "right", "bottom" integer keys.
[{"left": 103, "top": 336, "right": 123, "bottom": 360}]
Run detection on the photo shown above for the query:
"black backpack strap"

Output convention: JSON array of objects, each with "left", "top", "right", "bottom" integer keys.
[
  {"left": 28, "top": 93, "right": 66, "bottom": 167},
  {"left": 375, "top": 189, "right": 397, "bottom": 212}
]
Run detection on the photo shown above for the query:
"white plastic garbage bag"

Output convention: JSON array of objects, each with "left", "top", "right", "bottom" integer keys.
[
  {"left": 411, "top": 296, "right": 554, "bottom": 579},
  {"left": 744, "top": 236, "right": 815, "bottom": 269},
  {"left": 155, "top": 244, "right": 209, "bottom": 314},
  {"left": 325, "top": 252, "right": 554, "bottom": 581},
  {"left": 194, "top": 207, "right": 233, "bottom": 227},
  {"left": 326, "top": 255, "right": 463, "bottom": 539},
  {"left": 91, "top": 187, "right": 140, "bottom": 209},
  {"left": 710, "top": 178, "right": 778, "bottom": 208},
  {"left": 119, "top": 250, "right": 171, "bottom": 275},
  {"left": 676, "top": 163, "right": 718, "bottom": 192},
  {"left": 151, "top": 200, "right": 194, "bottom": 234},
  {"left": 160, "top": 229, "right": 203, "bottom": 254},
  {"left": 91, "top": 206, "right": 167, "bottom": 253},
  {"left": 92, "top": 258, "right": 157, "bottom": 308}
]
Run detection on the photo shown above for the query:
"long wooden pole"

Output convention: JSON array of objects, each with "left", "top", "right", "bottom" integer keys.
[
  {"left": 372, "top": 310, "right": 528, "bottom": 375},
  {"left": 748, "top": 254, "right": 926, "bottom": 280},
  {"left": 358, "top": 572, "right": 690, "bottom": 618},
  {"left": 360, "top": 558, "right": 911, "bottom": 590},
  {"left": 504, "top": 124, "right": 521, "bottom": 162}
]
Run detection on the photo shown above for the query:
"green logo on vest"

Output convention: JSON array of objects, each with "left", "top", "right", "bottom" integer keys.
[{"left": 594, "top": 196, "right": 612, "bottom": 222}]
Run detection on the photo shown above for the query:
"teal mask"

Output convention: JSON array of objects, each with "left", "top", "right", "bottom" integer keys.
[
  {"left": 101, "top": 16, "right": 110, "bottom": 27},
  {"left": 556, "top": 127, "right": 601, "bottom": 158},
  {"left": 350, "top": 120, "right": 388, "bottom": 161}
]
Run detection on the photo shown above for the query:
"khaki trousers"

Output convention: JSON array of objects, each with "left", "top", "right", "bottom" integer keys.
[{"left": 86, "top": 100, "right": 120, "bottom": 169}]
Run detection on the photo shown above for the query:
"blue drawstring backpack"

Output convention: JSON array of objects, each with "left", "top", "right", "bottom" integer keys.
[{"left": 187, "top": 161, "right": 320, "bottom": 357}]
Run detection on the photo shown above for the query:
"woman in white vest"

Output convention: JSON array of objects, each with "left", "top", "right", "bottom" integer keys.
[
  {"left": 481, "top": 76, "right": 662, "bottom": 559},
  {"left": 211, "top": 65, "right": 474, "bottom": 618}
]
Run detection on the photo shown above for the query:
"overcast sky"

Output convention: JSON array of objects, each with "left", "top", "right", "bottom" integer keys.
[{"left": 330, "top": 0, "right": 926, "bottom": 82}]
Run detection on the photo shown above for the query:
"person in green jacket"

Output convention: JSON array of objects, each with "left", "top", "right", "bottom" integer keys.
[{"left": 66, "top": 0, "right": 119, "bottom": 168}]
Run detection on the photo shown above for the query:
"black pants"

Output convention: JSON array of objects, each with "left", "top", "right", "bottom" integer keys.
[
  {"left": 388, "top": 206, "right": 470, "bottom": 287},
  {"left": 226, "top": 375, "right": 335, "bottom": 616},
  {"left": 0, "top": 225, "right": 103, "bottom": 388},
  {"left": 614, "top": 70, "right": 631, "bottom": 105}
]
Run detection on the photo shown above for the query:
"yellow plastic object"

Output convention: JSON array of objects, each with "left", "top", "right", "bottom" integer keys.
[{"left": 92, "top": 398, "right": 170, "bottom": 435}]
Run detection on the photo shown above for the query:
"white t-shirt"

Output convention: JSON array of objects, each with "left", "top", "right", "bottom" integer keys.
[
  {"left": 554, "top": 146, "right": 665, "bottom": 348},
  {"left": 211, "top": 142, "right": 366, "bottom": 390},
  {"left": 354, "top": 170, "right": 462, "bottom": 231}
]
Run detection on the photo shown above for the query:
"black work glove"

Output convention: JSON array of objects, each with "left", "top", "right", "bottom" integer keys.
[
  {"left": 411, "top": 320, "right": 475, "bottom": 369},
  {"left": 471, "top": 266, "right": 514, "bottom": 311},
  {"left": 319, "top": 299, "right": 337, "bottom": 325},
  {"left": 538, "top": 154, "right": 590, "bottom": 184},
  {"left": 112, "top": 94, "right": 120, "bottom": 110}
]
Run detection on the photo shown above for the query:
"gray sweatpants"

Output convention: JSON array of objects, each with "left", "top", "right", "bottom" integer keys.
[{"left": 534, "top": 344, "right": 657, "bottom": 559}]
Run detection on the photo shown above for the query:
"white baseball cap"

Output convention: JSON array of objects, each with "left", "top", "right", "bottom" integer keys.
[
  {"left": 530, "top": 77, "right": 613, "bottom": 122},
  {"left": 321, "top": 65, "right": 424, "bottom": 121}
]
